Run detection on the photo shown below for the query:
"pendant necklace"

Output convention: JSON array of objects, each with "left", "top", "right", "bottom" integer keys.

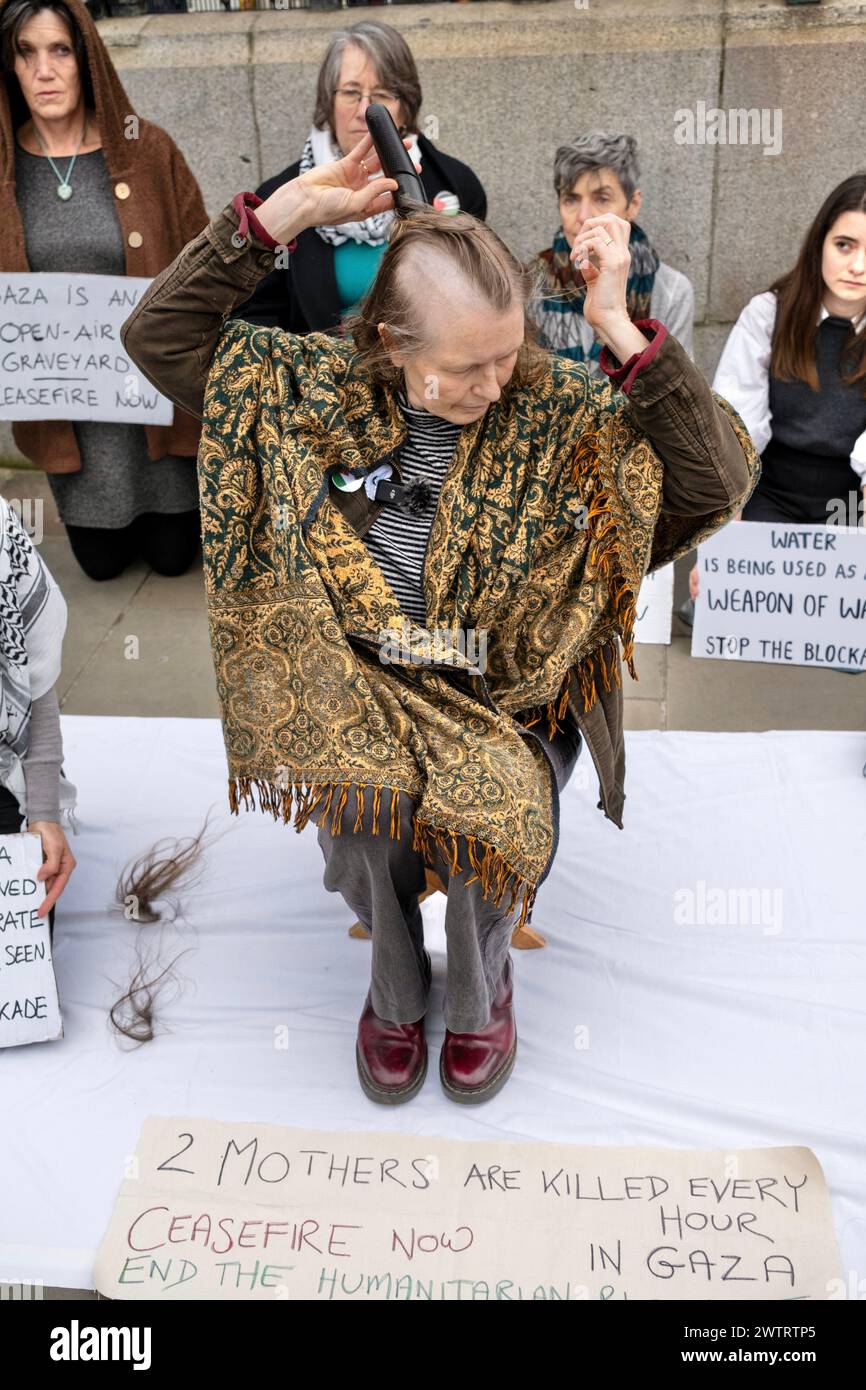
[{"left": 32, "top": 116, "right": 88, "bottom": 200}]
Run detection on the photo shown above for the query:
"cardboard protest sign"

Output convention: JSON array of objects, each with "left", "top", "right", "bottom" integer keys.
[
  {"left": 692, "top": 521, "right": 866, "bottom": 669},
  {"left": 94, "top": 1117, "right": 842, "bottom": 1300},
  {"left": 635, "top": 563, "right": 674, "bottom": 644},
  {"left": 0, "top": 274, "right": 172, "bottom": 425},
  {"left": 0, "top": 832, "right": 62, "bottom": 1048}
]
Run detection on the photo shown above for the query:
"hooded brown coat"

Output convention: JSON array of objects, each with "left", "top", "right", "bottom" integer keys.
[{"left": 0, "top": 0, "right": 207, "bottom": 472}]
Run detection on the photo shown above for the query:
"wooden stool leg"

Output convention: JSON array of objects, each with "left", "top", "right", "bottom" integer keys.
[
  {"left": 511, "top": 922, "right": 546, "bottom": 948},
  {"left": 511, "top": 897, "right": 546, "bottom": 948},
  {"left": 348, "top": 865, "right": 546, "bottom": 945}
]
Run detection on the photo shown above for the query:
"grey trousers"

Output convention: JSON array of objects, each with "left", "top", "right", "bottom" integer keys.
[{"left": 316, "top": 718, "right": 582, "bottom": 1033}]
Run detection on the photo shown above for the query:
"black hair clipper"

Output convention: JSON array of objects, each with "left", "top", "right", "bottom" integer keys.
[{"left": 365, "top": 103, "right": 429, "bottom": 215}]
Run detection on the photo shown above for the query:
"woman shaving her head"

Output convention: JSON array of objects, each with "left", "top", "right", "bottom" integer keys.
[{"left": 121, "top": 132, "right": 759, "bottom": 1106}]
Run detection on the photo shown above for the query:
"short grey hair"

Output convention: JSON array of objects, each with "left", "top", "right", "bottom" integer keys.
[
  {"left": 553, "top": 132, "right": 640, "bottom": 204},
  {"left": 312, "top": 20, "right": 423, "bottom": 138}
]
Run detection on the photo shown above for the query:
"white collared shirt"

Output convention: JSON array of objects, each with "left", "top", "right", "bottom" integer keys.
[{"left": 712, "top": 292, "right": 866, "bottom": 481}]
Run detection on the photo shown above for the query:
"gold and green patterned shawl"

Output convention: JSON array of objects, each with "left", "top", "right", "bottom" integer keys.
[{"left": 197, "top": 317, "right": 757, "bottom": 928}]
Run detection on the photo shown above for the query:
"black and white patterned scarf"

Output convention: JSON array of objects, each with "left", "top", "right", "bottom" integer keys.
[
  {"left": 298, "top": 124, "right": 423, "bottom": 248},
  {"left": 0, "top": 497, "right": 74, "bottom": 821}
]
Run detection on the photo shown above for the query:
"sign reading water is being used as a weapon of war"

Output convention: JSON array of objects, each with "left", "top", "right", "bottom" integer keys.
[
  {"left": 0, "top": 274, "right": 172, "bottom": 425},
  {"left": 692, "top": 521, "right": 866, "bottom": 670},
  {"left": 0, "top": 832, "right": 62, "bottom": 1049},
  {"left": 93, "top": 1117, "right": 843, "bottom": 1300}
]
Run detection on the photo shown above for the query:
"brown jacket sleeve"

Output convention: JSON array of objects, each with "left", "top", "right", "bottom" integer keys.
[
  {"left": 596, "top": 329, "right": 761, "bottom": 572},
  {"left": 120, "top": 202, "right": 279, "bottom": 422},
  {"left": 617, "top": 330, "right": 757, "bottom": 517}
]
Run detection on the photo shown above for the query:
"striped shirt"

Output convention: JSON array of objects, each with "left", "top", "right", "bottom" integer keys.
[{"left": 362, "top": 390, "right": 464, "bottom": 624}]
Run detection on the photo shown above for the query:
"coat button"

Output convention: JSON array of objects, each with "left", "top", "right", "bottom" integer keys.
[
  {"left": 231, "top": 231, "right": 247, "bottom": 249},
  {"left": 128, "top": 231, "right": 143, "bottom": 248},
  {"left": 115, "top": 182, "right": 130, "bottom": 200}
]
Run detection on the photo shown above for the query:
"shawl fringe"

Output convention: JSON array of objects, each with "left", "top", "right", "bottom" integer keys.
[
  {"left": 227, "top": 776, "right": 538, "bottom": 932},
  {"left": 516, "top": 438, "right": 640, "bottom": 734}
]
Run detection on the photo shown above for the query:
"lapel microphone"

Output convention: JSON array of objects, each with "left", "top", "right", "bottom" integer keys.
[{"left": 373, "top": 477, "right": 433, "bottom": 516}]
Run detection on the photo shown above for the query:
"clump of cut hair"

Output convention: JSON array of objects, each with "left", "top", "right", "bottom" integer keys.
[
  {"left": 344, "top": 199, "right": 552, "bottom": 393},
  {"left": 109, "top": 812, "right": 225, "bottom": 1045}
]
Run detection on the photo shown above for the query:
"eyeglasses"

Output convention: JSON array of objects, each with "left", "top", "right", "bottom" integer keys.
[{"left": 334, "top": 86, "right": 400, "bottom": 109}]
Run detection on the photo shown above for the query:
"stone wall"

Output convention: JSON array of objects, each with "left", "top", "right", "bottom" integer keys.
[{"left": 3, "top": 0, "right": 865, "bottom": 459}]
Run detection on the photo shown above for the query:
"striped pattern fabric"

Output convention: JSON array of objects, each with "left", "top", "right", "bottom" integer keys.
[
  {"left": 362, "top": 390, "right": 464, "bottom": 624},
  {"left": 0, "top": 497, "right": 69, "bottom": 816}
]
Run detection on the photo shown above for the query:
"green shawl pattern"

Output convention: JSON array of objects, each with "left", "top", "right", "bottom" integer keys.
[{"left": 197, "top": 318, "right": 758, "bottom": 928}]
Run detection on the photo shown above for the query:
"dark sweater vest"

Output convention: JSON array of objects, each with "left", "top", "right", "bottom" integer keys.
[{"left": 747, "top": 317, "right": 866, "bottom": 523}]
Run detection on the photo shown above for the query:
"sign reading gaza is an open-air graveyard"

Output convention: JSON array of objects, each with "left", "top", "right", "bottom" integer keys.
[{"left": 0, "top": 274, "right": 173, "bottom": 425}]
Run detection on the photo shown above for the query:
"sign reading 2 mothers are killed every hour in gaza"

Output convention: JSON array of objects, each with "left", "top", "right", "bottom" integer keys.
[
  {"left": 0, "top": 274, "right": 173, "bottom": 425},
  {"left": 692, "top": 520, "right": 866, "bottom": 671},
  {"left": 93, "top": 1117, "right": 843, "bottom": 1301}
]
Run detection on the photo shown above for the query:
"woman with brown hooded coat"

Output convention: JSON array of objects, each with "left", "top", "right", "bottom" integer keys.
[{"left": 0, "top": 0, "right": 207, "bottom": 579}]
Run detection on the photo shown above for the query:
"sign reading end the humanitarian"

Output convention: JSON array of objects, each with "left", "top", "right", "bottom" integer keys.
[
  {"left": 93, "top": 1117, "right": 842, "bottom": 1300},
  {"left": 0, "top": 831, "right": 61, "bottom": 1048},
  {"left": 691, "top": 520, "right": 866, "bottom": 670},
  {"left": 0, "top": 273, "right": 173, "bottom": 424}
]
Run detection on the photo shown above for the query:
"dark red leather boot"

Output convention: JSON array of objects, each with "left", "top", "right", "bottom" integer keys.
[
  {"left": 440, "top": 954, "right": 517, "bottom": 1104},
  {"left": 355, "top": 952, "right": 431, "bottom": 1104}
]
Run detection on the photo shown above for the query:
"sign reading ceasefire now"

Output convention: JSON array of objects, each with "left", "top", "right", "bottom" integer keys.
[
  {"left": 0, "top": 274, "right": 173, "bottom": 425},
  {"left": 94, "top": 1117, "right": 843, "bottom": 1301}
]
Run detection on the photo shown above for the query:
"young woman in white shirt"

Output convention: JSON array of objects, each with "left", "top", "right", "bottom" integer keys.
[{"left": 688, "top": 173, "right": 866, "bottom": 607}]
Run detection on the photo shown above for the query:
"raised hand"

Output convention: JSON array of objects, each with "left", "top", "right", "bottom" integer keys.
[
  {"left": 570, "top": 213, "right": 633, "bottom": 332},
  {"left": 255, "top": 131, "right": 419, "bottom": 246}
]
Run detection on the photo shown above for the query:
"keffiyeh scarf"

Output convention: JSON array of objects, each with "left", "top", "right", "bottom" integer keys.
[
  {"left": 299, "top": 124, "right": 423, "bottom": 249},
  {"left": 0, "top": 497, "right": 76, "bottom": 824}
]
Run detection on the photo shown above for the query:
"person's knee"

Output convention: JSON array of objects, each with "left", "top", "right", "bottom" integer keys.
[
  {"left": 71, "top": 549, "right": 128, "bottom": 581},
  {"left": 317, "top": 787, "right": 425, "bottom": 887},
  {"left": 65, "top": 524, "right": 130, "bottom": 580},
  {"left": 134, "top": 512, "right": 200, "bottom": 577},
  {"left": 148, "top": 551, "right": 197, "bottom": 578}
]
